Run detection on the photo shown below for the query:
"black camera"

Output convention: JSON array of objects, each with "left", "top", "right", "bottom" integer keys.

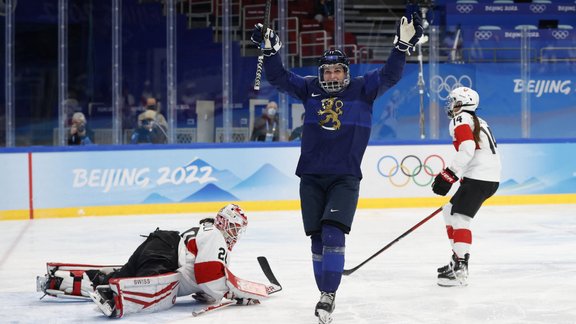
[{"left": 77, "top": 123, "right": 86, "bottom": 133}]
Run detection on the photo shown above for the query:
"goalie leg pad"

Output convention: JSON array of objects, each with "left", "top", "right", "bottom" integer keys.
[
  {"left": 53, "top": 270, "right": 95, "bottom": 297},
  {"left": 100, "top": 272, "right": 181, "bottom": 318},
  {"left": 37, "top": 263, "right": 122, "bottom": 299}
]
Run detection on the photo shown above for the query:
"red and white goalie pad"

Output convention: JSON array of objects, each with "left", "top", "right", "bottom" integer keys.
[
  {"left": 36, "top": 262, "right": 121, "bottom": 299},
  {"left": 225, "top": 268, "right": 271, "bottom": 300},
  {"left": 106, "top": 272, "right": 181, "bottom": 318}
]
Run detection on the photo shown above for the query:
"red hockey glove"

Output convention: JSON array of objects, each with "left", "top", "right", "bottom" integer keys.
[{"left": 432, "top": 168, "right": 458, "bottom": 196}]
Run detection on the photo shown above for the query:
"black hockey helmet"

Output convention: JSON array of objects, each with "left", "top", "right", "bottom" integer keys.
[{"left": 318, "top": 49, "right": 350, "bottom": 67}]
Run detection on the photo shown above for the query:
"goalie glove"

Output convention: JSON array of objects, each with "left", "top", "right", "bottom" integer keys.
[
  {"left": 393, "top": 12, "right": 424, "bottom": 55},
  {"left": 250, "top": 23, "right": 282, "bottom": 57},
  {"left": 223, "top": 291, "right": 260, "bottom": 306},
  {"left": 432, "top": 168, "right": 459, "bottom": 196},
  {"left": 192, "top": 291, "right": 217, "bottom": 304}
]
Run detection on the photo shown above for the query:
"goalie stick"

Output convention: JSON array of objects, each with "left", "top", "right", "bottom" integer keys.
[
  {"left": 192, "top": 256, "right": 282, "bottom": 316},
  {"left": 192, "top": 300, "right": 237, "bottom": 317},
  {"left": 257, "top": 256, "right": 282, "bottom": 292},
  {"left": 253, "top": 0, "right": 272, "bottom": 91},
  {"left": 343, "top": 207, "right": 443, "bottom": 276}
]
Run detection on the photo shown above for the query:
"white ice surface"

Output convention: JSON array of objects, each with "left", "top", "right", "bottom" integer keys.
[{"left": 1, "top": 204, "right": 575, "bottom": 324}]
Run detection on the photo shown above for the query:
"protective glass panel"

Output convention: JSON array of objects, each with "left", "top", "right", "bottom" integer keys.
[
  {"left": 10, "top": 0, "right": 58, "bottom": 146},
  {"left": 66, "top": 1, "right": 112, "bottom": 146},
  {"left": 4, "top": 0, "right": 575, "bottom": 147},
  {"left": 0, "top": 4, "right": 5, "bottom": 146}
]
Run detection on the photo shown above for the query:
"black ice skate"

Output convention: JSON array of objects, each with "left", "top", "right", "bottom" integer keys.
[
  {"left": 90, "top": 285, "right": 118, "bottom": 318},
  {"left": 437, "top": 253, "right": 469, "bottom": 287},
  {"left": 315, "top": 291, "right": 335, "bottom": 324},
  {"left": 437, "top": 252, "right": 458, "bottom": 274}
]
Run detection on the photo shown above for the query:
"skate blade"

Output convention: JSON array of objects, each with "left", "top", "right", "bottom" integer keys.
[
  {"left": 317, "top": 309, "right": 333, "bottom": 324},
  {"left": 437, "top": 277, "right": 468, "bottom": 287}
]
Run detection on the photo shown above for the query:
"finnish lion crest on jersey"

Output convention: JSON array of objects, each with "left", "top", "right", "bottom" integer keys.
[{"left": 317, "top": 97, "right": 343, "bottom": 130}]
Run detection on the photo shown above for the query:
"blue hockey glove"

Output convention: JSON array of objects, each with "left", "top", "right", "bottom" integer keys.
[
  {"left": 393, "top": 12, "right": 424, "bottom": 55},
  {"left": 432, "top": 168, "right": 459, "bottom": 196},
  {"left": 250, "top": 23, "right": 282, "bottom": 56}
]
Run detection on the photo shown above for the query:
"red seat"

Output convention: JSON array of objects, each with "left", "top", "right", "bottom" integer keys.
[
  {"left": 300, "top": 30, "right": 333, "bottom": 58},
  {"left": 272, "top": 17, "right": 300, "bottom": 56},
  {"left": 300, "top": 18, "right": 322, "bottom": 31}
]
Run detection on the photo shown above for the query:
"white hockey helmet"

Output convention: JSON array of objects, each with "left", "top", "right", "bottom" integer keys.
[
  {"left": 447, "top": 86, "right": 480, "bottom": 118},
  {"left": 215, "top": 204, "right": 248, "bottom": 250}
]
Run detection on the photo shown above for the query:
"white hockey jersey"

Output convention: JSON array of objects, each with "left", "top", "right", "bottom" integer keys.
[
  {"left": 176, "top": 221, "right": 230, "bottom": 300},
  {"left": 448, "top": 112, "right": 501, "bottom": 182}
]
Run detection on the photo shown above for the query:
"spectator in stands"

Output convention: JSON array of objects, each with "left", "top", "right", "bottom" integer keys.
[
  {"left": 289, "top": 112, "right": 305, "bottom": 141},
  {"left": 138, "top": 98, "right": 168, "bottom": 130},
  {"left": 68, "top": 112, "right": 94, "bottom": 145},
  {"left": 251, "top": 101, "right": 280, "bottom": 142},
  {"left": 122, "top": 86, "right": 136, "bottom": 131},
  {"left": 131, "top": 98, "right": 168, "bottom": 144},
  {"left": 314, "top": 0, "right": 334, "bottom": 23}
]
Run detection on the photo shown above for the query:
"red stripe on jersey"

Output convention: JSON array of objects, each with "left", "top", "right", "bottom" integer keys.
[
  {"left": 445, "top": 225, "right": 454, "bottom": 240},
  {"left": 453, "top": 228, "right": 472, "bottom": 244},
  {"left": 453, "top": 124, "right": 474, "bottom": 151},
  {"left": 195, "top": 261, "right": 226, "bottom": 284},
  {"left": 186, "top": 239, "right": 198, "bottom": 256}
]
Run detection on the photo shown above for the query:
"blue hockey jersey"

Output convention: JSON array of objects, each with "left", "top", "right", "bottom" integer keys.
[{"left": 264, "top": 49, "right": 406, "bottom": 178}]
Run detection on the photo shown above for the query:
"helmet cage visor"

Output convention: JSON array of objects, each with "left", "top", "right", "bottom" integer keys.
[
  {"left": 446, "top": 97, "right": 461, "bottom": 118},
  {"left": 318, "top": 63, "right": 350, "bottom": 93},
  {"left": 215, "top": 204, "right": 248, "bottom": 250}
]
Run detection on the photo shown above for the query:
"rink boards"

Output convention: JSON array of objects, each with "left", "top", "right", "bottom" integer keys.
[{"left": 1, "top": 140, "right": 575, "bottom": 220}]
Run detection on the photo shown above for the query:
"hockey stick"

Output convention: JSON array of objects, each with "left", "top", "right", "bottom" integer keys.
[
  {"left": 343, "top": 207, "right": 443, "bottom": 276},
  {"left": 253, "top": 0, "right": 272, "bottom": 91},
  {"left": 257, "top": 256, "right": 282, "bottom": 294},
  {"left": 192, "top": 300, "right": 236, "bottom": 317},
  {"left": 192, "top": 256, "right": 281, "bottom": 316}
]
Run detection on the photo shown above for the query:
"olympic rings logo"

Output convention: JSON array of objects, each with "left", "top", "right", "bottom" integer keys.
[
  {"left": 474, "top": 31, "right": 493, "bottom": 40},
  {"left": 551, "top": 30, "right": 569, "bottom": 40},
  {"left": 456, "top": 4, "right": 473, "bottom": 14},
  {"left": 430, "top": 75, "right": 473, "bottom": 100},
  {"left": 529, "top": 4, "right": 546, "bottom": 13},
  {"left": 377, "top": 155, "right": 446, "bottom": 187}
]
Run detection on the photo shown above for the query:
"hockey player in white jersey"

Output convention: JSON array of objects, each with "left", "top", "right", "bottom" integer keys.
[
  {"left": 431, "top": 86, "right": 501, "bottom": 287},
  {"left": 37, "top": 204, "right": 270, "bottom": 318}
]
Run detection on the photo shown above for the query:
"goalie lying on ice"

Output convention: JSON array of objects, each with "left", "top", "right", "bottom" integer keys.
[{"left": 36, "top": 204, "right": 267, "bottom": 318}]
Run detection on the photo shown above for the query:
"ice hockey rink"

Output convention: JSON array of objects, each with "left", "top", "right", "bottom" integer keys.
[{"left": 1, "top": 204, "right": 575, "bottom": 324}]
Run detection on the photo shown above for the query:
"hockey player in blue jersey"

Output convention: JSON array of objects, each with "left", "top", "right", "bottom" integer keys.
[{"left": 251, "top": 11, "right": 423, "bottom": 324}]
